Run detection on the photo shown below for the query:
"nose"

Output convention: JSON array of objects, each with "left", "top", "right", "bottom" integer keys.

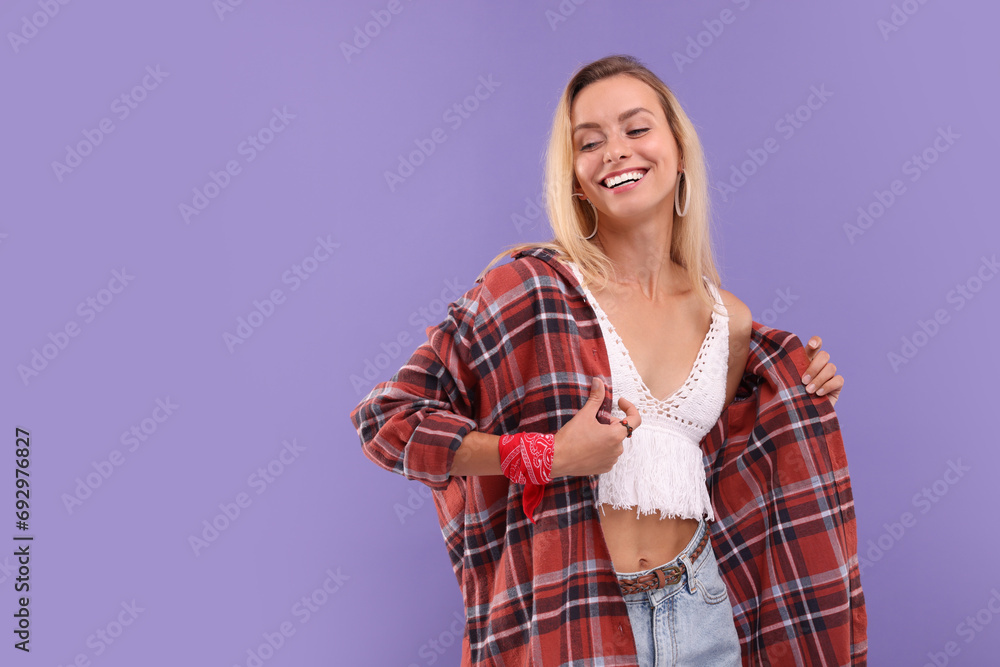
[{"left": 604, "top": 135, "right": 630, "bottom": 162}]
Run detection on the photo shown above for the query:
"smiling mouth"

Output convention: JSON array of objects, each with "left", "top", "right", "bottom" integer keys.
[{"left": 602, "top": 169, "right": 648, "bottom": 189}]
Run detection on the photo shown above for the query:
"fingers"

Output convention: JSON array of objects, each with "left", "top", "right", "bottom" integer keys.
[
  {"left": 618, "top": 396, "right": 642, "bottom": 430},
  {"left": 815, "top": 373, "right": 843, "bottom": 398},
  {"left": 805, "top": 336, "right": 822, "bottom": 357},
  {"left": 805, "top": 360, "right": 835, "bottom": 394},
  {"left": 828, "top": 380, "right": 842, "bottom": 407},
  {"left": 584, "top": 379, "right": 644, "bottom": 436},
  {"left": 801, "top": 350, "right": 829, "bottom": 388},
  {"left": 584, "top": 377, "right": 605, "bottom": 411}
]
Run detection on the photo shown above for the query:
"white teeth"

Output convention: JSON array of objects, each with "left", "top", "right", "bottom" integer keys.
[{"left": 603, "top": 170, "right": 646, "bottom": 188}]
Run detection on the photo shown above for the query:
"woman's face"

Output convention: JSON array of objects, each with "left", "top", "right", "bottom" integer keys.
[{"left": 571, "top": 75, "right": 681, "bottom": 223}]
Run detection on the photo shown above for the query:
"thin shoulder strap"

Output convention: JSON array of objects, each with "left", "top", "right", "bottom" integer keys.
[
  {"left": 702, "top": 275, "right": 729, "bottom": 317},
  {"left": 702, "top": 275, "right": 721, "bottom": 302}
]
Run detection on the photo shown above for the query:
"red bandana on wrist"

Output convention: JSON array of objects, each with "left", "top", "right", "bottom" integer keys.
[{"left": 499, "top": 432, "right": 555, "bottom": 524}]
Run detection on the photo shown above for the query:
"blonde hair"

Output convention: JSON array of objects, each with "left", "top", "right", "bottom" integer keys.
[{"left": 476, "top": 54, "right": 721, "bottom": 313}]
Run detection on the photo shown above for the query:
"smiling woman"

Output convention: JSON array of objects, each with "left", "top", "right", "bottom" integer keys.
[{"left": 351, "top": 54, "right": 864, "bottom": 666}]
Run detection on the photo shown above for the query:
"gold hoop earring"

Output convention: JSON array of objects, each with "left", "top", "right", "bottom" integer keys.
[
  {"left": 674, "top": 169, "right": 690, "bottom": 217},
  {"left": 571, "top": 193, "right": 599, "bottom": 240}
]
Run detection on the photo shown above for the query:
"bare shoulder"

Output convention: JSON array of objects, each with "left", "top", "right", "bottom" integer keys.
[
  {"left": 718, "top": 288, "right": 752, "bottom": 341},
  {"left": 717, "top": 289, "right": 752, "bottom": 402}
]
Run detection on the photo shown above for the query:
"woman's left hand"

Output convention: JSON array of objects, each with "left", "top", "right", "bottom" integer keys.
[{"left": 802, "top": 336, "right": 843, "bottom": 407}]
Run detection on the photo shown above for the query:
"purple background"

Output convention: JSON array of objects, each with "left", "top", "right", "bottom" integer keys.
[{"left": 2, "top": 1, "right": 998, "bottom": 665}]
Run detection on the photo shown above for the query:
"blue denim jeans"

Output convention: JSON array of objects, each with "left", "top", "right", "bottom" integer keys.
[{"left": 615, "top": 518, "right": 742, "bottom": 666}]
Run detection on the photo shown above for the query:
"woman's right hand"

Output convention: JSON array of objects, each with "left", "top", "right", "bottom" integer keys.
[{"left": 551, "top": 377, "right": 641, "bottom": 478}]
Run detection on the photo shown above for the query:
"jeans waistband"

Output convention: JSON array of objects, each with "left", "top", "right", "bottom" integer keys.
[{"left": 614, "top": 517, "right": 710, "bottom": 580}]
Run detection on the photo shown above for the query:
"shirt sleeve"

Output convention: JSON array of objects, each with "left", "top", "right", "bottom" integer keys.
[{"left": 349, "top": 284, "right": 487, "bottom": 491}]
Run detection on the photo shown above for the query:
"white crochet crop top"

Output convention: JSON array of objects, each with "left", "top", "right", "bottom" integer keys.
[{"left": 566, "top": 261, "right": 729, "bottom": 521}]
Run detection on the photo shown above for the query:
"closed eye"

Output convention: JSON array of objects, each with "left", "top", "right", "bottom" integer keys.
[{"left": 580, "top": 128, "right": 650, "bottom": 151}]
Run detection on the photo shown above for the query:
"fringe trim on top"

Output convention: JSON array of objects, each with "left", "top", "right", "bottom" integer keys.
[{"left": 597, "top": 425, "right": 714, "bottom": 521}]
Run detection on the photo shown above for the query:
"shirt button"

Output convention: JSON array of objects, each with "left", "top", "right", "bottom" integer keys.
[{"left": 618, "top": 624, "right": 624, "bottom": 634}]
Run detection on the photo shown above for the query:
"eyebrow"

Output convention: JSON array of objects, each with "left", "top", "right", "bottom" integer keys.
[{"left": 572, "top": 107, "right": 653, "bottom": 134}]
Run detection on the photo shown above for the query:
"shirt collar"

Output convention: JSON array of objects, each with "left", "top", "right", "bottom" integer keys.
[{"left": 509, "top": 246, "right": 582, "bottom": 291}]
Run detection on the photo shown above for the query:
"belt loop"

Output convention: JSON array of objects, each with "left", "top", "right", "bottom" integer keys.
[
  {"left": 679, "top": 553, "right": 696, "bottom": 595},
  {"left": 683, "top": 517, "right": 707, "bottom": 595}
]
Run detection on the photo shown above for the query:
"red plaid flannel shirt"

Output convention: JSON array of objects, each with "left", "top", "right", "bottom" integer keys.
[{"left": 350, "top": 246, "right": 867, "bottom": 665}]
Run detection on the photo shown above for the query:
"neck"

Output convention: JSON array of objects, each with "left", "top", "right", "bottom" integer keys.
[{"left": 592, "top": 207, "right": 686, "bottom": 298}]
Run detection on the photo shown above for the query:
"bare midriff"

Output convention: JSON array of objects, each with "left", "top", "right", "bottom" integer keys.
[{"left": 598, "top": 505, "right": 700, "bottom": 573}]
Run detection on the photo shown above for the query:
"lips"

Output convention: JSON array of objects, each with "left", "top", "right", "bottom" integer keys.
[{"left": 601, "top": 168, "right": 648, "bottom": 189}]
